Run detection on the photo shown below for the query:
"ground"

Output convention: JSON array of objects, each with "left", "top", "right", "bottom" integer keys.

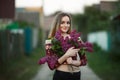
[{"left": 32, "top": 63, "right": 102, "bottom": 80}]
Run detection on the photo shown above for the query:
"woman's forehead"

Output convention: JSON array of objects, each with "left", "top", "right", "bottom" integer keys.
[{"left": 61, "top": 16, "right": 70, "bottom": 21}]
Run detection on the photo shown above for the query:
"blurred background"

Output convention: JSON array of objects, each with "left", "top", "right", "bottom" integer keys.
[{"left": 0, "top": 0, "right": 120, "bottom": 80}]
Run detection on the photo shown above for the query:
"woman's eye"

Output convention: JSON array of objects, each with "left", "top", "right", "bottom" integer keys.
[
  {"left": 61, "top": 21, "right": 65, "bottom": 24},
  {"left": 67, "top": 21, "right": 70, "bottom": 24}
]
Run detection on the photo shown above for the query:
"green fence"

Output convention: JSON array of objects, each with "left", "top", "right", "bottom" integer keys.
[
  {"left": 0, "top": 30, "right": 25, "bottom": 63},
  {"left": 0, "top": 30, "right": 10, "bottom": 63}
]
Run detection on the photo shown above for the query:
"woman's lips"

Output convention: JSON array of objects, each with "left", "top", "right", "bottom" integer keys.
[{"left": 63, "top": 27, "right": 67, "bottom": 30}]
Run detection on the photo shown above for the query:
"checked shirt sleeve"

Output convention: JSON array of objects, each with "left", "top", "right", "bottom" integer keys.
[{"left": 38, "top": 39, "right": 60, "bottom": 70}]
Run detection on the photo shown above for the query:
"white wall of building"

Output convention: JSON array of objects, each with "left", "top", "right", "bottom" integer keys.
[{"left": 87, "top": 31, "right": 109, "bottom": 51}]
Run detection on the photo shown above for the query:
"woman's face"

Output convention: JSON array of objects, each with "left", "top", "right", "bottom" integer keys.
[{"left": 60, "top": 16, "right": 70, "bottom": 33}]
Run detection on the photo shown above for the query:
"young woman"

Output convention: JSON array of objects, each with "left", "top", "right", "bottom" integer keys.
[{"left": 39, "top": 12, "right": 87, "bottom": 80}]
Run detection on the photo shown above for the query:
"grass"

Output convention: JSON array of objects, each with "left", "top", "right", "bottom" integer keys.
[
  {"left": 86, "top": 46, "right": 120, "bottom": 80},
  {"left": 0, "top": 46, "right": 45, "bottom": 80}
]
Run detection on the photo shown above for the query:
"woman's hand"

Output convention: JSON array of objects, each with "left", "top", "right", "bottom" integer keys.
[
  {"left": 58, "top": 47, "right": 79, "bottom": 65},
  {"left": 66, "top": 57, "right": 73, "bottom": 64},
  {"left": 66, "top": 57, "right": 81, "bottom": 66},
  {"left": 64, "top": 47, "right": 80, "bottom": 57}
]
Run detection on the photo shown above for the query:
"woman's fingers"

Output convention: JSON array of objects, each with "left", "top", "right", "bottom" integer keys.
[
  {"left": 65, "top": 47, "right": 80, "bottom": 57},
  {"left": 71, "top": 48, "right": 80, "bottom": 54}
]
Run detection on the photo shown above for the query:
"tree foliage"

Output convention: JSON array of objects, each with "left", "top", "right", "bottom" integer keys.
[{"left": 72, "top": 6, "right": 111, "bottom": 34}]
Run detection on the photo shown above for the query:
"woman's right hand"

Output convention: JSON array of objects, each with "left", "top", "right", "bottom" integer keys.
[{"left": 64, "top": 47, "right": 80, "bottom": 57}]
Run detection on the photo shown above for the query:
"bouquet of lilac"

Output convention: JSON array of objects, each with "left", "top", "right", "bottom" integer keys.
[
  {"left": 51, "top": 30, "right": 93, "bottom": 57},
  {"left": 38, "top": 30, "right": 93, "bottom": 70}
]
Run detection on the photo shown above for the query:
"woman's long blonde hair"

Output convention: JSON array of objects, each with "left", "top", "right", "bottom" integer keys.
[{"left": 48, "top": 12, "right": 72, "bottom": 39}]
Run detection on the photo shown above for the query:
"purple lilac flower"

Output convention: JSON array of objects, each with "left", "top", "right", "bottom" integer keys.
[
  {"left": 55, "top": 30, "right": 64, "bottom": 41},
  {"left": 85, "top": 42, "right": 93, "bottom": 48},
  {"left": 53, "top": 30, "right": 93, "bottom": 56},
  {"left": 70, "top": 30, "right": 81, "bottom": 42},
  {"left": 85, "top": 47, "right": 93, "bottom": 52}
]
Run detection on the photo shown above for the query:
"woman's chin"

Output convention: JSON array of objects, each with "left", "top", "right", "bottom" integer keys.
[{"left": 61, "top": 30, "right": 68, "bottom": 33}]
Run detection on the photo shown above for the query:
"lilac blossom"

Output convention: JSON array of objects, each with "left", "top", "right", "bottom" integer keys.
[
  {"left": 38, "top": 29, "right": 93, "bottom": 70},
  {"left": 51, "top": 30, "right": 93, "bottom": 56}
]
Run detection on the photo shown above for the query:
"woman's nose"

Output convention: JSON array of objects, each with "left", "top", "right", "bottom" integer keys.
[{"left": 64, "top": 22, "right": 68, "bottom": 26}]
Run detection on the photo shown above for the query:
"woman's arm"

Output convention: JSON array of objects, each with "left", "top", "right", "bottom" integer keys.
[
  {"left": 58, "top": 47, "right": 80, "bottom": 64},
  {"left": 57, "top": 54, "right": 69, "bottom": 64},
  {"left": 66, "top": 53, "right": 87, "bottom": 67}
]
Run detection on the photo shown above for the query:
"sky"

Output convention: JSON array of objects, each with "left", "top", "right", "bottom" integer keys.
[{"left": 15, "top": 0, "right": 117, "bottom": 16}]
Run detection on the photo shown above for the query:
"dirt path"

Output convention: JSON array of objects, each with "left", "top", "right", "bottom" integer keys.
[
  {"left": 31, "top": 63, "right": 54, "bottom": 80},
  {"left": 81, "top": 65, "right": 102, "bottom": 80},
  {"left": 32, "top": 64, "right": 102, "bottom": 80}
]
